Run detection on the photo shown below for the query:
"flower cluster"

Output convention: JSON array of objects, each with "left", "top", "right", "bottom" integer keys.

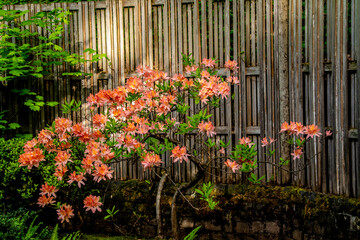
[
  {"left": 171, "top": 146, "right": 190, "bottom": 163},
  {"left": 20, "top": 58, "right": 242, "bottom": 222},
  {"left": 37, "top": 182, "right": 58, "bottom": 207},
  {"left": 278, "top": 121, "right": 328, "bottom": 160},
  {"left": 19, "top": 148, "right": 45, "bottom": 169},
  {"left": 141, "top": 152, "right": 163, "bottom": 170},
  {"left": 57, "top": 204, "right": 74, "bottom": 223},
  {"left": 83, "top": 195, "right": 102, "bottom": 213},
  {"left": 198, "top": 121, "right": 216, "bottom": 137},
  {"left": 280, "top": 121, "right": 322, "bottom": 138},
  {"left": 223, "top": 121, "right": 330, "bottom": 173}
]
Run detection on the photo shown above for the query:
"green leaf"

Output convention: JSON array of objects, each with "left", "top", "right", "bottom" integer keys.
[
  {"left": 9, "top": 69, "right": 23, "bottom": 76},
  {"left": 195, "top": 189, "right": 204, "bottom": 195},
  {"left": 35, "top": 102, "right": 45, "bottom": 107},
  {"left": 46, "top": 101, "right": 59, "bottom": 107},
  {"left": 84, "top": 48, "right": 96, "bottom": 54},
  {"left": 31, "top": 73, "right": 43, "bottom": 78},
  {"left": 29, "top": 105, "right": 41, "bottom": 111},
  {"left": 8, "top": 123, "right": 21, "bottom": 129},
  {"left": 53, "top": 44, "right": 63, "bottom": 51},
  {"left": 184, "top": 226, "right": 202, "bottom": 240},
  {"left": 35, "top": 95, "right": 44, "bottom": 101}
]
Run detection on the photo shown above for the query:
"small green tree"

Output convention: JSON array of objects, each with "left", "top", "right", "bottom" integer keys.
[{"left": 0, "top": 8, "right": 107, "bottom": 136}]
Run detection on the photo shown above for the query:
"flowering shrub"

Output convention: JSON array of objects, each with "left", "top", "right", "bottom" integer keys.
[{"left": 19, "top": 56, "right": 328, "bottom": 225}]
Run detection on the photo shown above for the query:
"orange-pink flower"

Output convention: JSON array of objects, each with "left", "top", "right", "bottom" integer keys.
[
  {"left": 291, "top": 147, "right": 303, "bottom": 160},
  {"left": 119, "top": 135, "right": 143, "bottom": 152},
  {"left": 19, "top": 148, "right": 45, "bottom": 169},
  {"left": 126, "top": 76, "right": 143, "bottom": 93},
  {"left": 39, "top": 182, "right": 58, "bottom": 198},
  {"left": 67, "top": 171, "right": 86, "bottom": 188},
  {"left": 37, "top": 129, "right": 53, "bottom": 145},
  {"left": 224, "top": 60, "right": 239, "bottom": 71},
  {"left": 37, "top": 195, "right": 55, "bottom": 208},
  {"left": 280, "top": 121, "right": 308, "bottom": 136},
  {"left": 280, "top": 121, "right": 291, "bottom": 133},
  {"left": 261, "top": 137, "right": 276, "bottom": 147},
  {"left": 82, "top": 156, "right": 93, "bottom": 173},
  {"left": 239, "top": 137, "right": 254, "bottom": 147},
  {"left": 136, "top": 65, "right": 152, "bottom": 76},
  {"left": 93, "top": 114, "right": 108, "bottom": 129},
  {"left": 224, "top": 159, "right": 240, "bottom": 173},
  {"left": 171, "top": 146, "right": 190, "bottom": 163},
  {"left": 305, "top": 124, "right": 322, "bottom": 139},
  {"left": 57, "top": 204, "right": 74, "bottom": 223},
  {"left": 216, "top": 82, "right": 230, "bottom": 99},
  {"left": 172, "top": 73, "right": 186, "bottom": 82},
  {"left": 226, "top": 76, "right": 239, "bottom": 84},
  {"left": 141, "top": 152, "right": 163, "bottom": 171},
  {"left": 83, "top": 195, "right": 102, "bottom": 213},
  {"left": 201, "top": 70, "right": 211, "bottom": 79},
  {"left": 54, "top": 151, "right": 72, "bottom": 166},
  {"left": 54, "top": 165, "right": 68, "bottom": 181},
  {"left": 91, "top": 130, "right": 105, "bottom": 142},
  {"left": 54, "top": 118, "right": 72, "bottom": 135},
  {"left": 201, "top": 58, "right": 216, "bottom": 68},
  {"left": 219, "top": 148, "right": 225, "bottom": 154},
  {"left": 294, "top": 122, "right": 305, "bottom": 135},
  {"left": 198, "top": 121, "right": 216, "bottom": 137},
  {"left": 92, "top": 164, "right": 114, "bottom": 182},
  {"left": 185, "top": 65, "right": 199, "bottom": 74},
  {"left": 124, "top": 122, "right": 137, "bottom": 135},
  {"left": 23, "top": 138, "right": 38, "bottom": 152},
  {"left": 325, "top": 130, "right": 332, "bottom": 137}
]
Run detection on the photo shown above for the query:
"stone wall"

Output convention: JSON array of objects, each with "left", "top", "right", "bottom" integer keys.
[{"left": 83, "top": 181, "right": 360, "bottom": 239}]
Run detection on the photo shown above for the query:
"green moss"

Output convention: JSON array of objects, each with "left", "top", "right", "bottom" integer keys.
[
  {"left": 217, "top": 184, "right": 360, "bottom": 219},
  {"left": 104, "top": 180, "right": 360, "bottom": 227}
]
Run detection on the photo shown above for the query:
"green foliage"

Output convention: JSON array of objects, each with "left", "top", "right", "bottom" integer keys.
[
  {"left": 0, "top": 8, "right": 71, "bottom": 83},
  {"left": 205, "top": 138, "right": 216, "bottom": 148},
  {"left": 247, "top": 173, "right": 265, "bottom": 185},
  {"left": 230, "top": 143, "right": 258, "bottom": 170},
  {"left": 0, "top": 208, "right": 52, "bottom": 240},
  {"left": 50, "top": 224, "right": 82, "bottom": 240},
  {"left": 0, "top": 8, "right": 108, "bottom": 134},
  {"left": 182, "top": 109, "right": 212, "bottom": 133},
  {"left": 104, "top": 206, "right": 119, "bottom": 220},
  {"left": 0, "top": 137, "right": 56, "bottom": 206},
  {"left": 181, "top": 53, "right": 195, "bottom": 67},
  {"left": 62, "top": 50, "right": 110, "bottom": 77},
  {"left": 184, "top": 226, "right": 201, "bottom": 240},
  {"left": 61, "top": 99, "right": 81, "bottom": 114},
  {"left": 279, "top": 157, "right": 290, "bottom": 166},
  {"left": 195, "top": 182, "right": 219, "bottom": 210},
  {"left": 0, "top": 110, "right": 21, "bottom": 130}
]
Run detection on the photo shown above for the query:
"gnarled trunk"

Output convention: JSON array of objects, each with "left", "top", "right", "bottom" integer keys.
[
  {"left": 171, "top": 168, "right": 204, "bottom": 240},
  {"left": 156, "top": 172, "right": 168, "bottom": 238}
]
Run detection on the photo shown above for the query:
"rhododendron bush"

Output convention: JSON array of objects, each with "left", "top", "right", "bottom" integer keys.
[{"left": 18, "top": 56, "right": 328, "bottom": 232}]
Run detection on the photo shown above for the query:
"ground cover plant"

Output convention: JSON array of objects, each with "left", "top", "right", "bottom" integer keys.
[{"left": 18, "top": 55, "right": 329, "bottom": 239}]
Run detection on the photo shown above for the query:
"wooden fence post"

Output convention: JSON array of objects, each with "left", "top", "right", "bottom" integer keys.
[
  {"left": 278, "top": 0, "right": 290, "bottom": 183},
  {"left": 355, "top": 0, "right": 360, "bottom": 198}
]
